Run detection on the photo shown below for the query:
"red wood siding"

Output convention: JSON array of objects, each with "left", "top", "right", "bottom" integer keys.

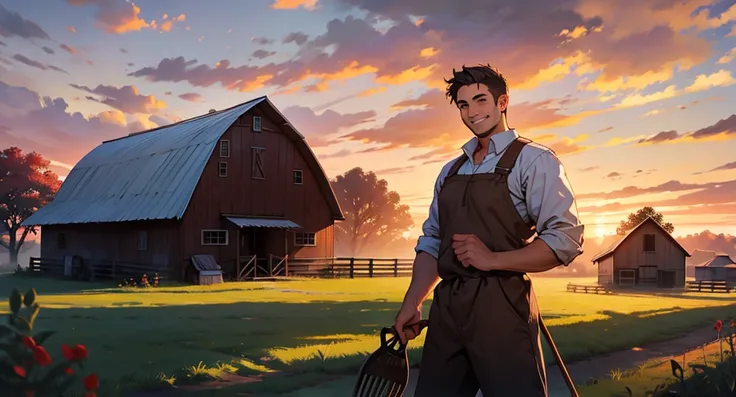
[
  {"left": 38, "top": 221, "right": 179, "bottom": 270},
  {"left": 179, "top": 105, "right": 336, "bottom": 275}
]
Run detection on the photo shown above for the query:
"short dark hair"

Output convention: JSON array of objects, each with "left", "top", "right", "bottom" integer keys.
[{"left": 444, "top": 64, "right": 508, "bottom": 113}]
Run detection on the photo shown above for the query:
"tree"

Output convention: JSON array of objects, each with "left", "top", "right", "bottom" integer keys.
[
  {"left": 616, "top": 206, "right": 674, "bottom": 235},
  {"left": 0, "top": 147, "right": 62, "bottom": 266},
  {"left": 330, "top": 167, "right": 413, "bottom": 257}
]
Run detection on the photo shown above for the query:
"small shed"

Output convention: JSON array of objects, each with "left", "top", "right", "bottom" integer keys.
[
  {"left": 694, "top": 253, "right": 736, "bottom": 282},
  {"left": 187, "top": 255, "right": 224, "bottom": 285}
]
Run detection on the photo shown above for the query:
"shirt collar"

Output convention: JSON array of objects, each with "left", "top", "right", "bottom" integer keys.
[{"left": 461, "top": 129, "right": 519, "bottom": 157}]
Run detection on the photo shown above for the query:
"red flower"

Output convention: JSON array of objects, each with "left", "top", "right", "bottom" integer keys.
[
  {"left": 715, "top": 320, "right": 723, "bottom": 332},
  {"left": 13, "top": 366, "right": 26, "bottom": 377},
  {"left": 83, "top": 373, "right": 99, "bottom": 390},
  {"left": 74, "top": 344, "right": 88, "bottom": 359},
  {"left": 21, "top": 336, "right": 36, "bottom": 348},
  {"left": 62, "top": 344, "right": 75, "bottom": 360},
  {"left": 65, "top": 367, "right": 74, "bottom": 375},
  {"left": 32, "top": 346, "right": 52, "bottom": 366},
  {"left": 61, "top": 344, "right": 88, "bottom": 361}
]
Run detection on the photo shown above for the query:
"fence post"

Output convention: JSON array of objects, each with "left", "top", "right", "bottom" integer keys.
[
  {"left": 369, "top": 259, "right": 374, "bottom": 278},
  {"left": 394, "top": 259, "right": 398, "bottom": 277},
  {"left": 349, "top": 258, "right": 354, "bottom": 279}
]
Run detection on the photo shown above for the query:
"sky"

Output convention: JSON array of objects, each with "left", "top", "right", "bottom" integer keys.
[{"left": 0, "top": 0, "right": 735, "bottom": 241}]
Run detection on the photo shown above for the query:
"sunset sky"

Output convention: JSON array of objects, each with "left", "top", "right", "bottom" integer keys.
[{"left": 0, "top": 0, "right": 735, "bottom": 240}]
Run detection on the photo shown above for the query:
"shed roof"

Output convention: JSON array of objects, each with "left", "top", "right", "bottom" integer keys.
[
  {"left": 591, "top": 216, "right": 691, "bottom": 263},
  {"left": 22, "top": 96, "right": 344, "bottom": 226},
  {"left": 695, "top": 253, "right": 736, "bottom": 268}
]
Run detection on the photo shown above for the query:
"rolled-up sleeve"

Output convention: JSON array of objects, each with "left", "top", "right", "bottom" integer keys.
[
  {"left": 523, "top": 150, "right": 585, "bottom": 266},
  {"left": 414, "top": 169, "right": 446, "bottom": 260}
]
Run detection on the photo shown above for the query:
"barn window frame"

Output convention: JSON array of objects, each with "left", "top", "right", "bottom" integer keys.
[
  {"left": 251, "top": 147, "right": 265, "bottom": 180},
  {"left": 201, "top": 230, "right": 228, "bottom": 246},
  {"left": 643, "top": 233, "right": 655, "bottom": 252},
  {"left": 218, "top": 161, "right": 228, "bottom": 177},
  {"left": 294, "top": 232, "right": 316, "bottom": 246},
  {"left": 219, "top": 140, "right": 230, "bottom": 157},
  {"left": 252, "top": 116, "right": 262, "bottom": 132},
  {"left": 137, "top": 231, "right": 148, "bottom": 251},
  {"left": 293, "top": 169, "right": 303, "bottom": 185}
]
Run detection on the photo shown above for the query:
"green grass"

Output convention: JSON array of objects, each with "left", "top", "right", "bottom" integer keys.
[{"left": 1, "top": 275, "right": 735, "bottom": 396}]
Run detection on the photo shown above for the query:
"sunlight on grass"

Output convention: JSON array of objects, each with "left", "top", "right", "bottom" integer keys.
[{"left": 2, "top": 275, "right": 734, "bottom": 396}]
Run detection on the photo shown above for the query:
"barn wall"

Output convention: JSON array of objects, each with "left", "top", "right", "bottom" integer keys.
[
  {"left": 39, "top": 221, "right": 179, "bottom": 272},
  {"left": 597, "top": 256, "right": 614, "bottom": 285},
  {"left": 612, "top": 221, "right": 686, "bottom": 287},
  {"left": 179, "top": 105, "right": 335, "bottom": 276}
]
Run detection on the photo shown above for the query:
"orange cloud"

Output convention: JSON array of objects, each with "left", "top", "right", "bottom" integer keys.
[
  {"left": 158, "top": 14, "right": 186, "bottom": 32},
  {"left": 178, "top": 93, "right": 202, "bottom": 102},
  {"left": 66, "top": 26, "right": 76, "bottom": 33},
  {"left": 70, "top": 84, "right": 167, "bottom": 114},
  {"left": 718, "top": 47, "right": 736, "bottom": 64},
  {"left": 271, "top": 0, "right": 318, "bottom": 10},
  {"left": 66, "top": 0, "right": 153, "bottom": 34},
  {"left": 60, "top": 44, "right": 78, "bottom": 54}
]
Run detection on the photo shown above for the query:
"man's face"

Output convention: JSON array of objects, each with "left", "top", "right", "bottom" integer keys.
[{"left": 456, "top": 84, "right": 507, "bottom": 138}]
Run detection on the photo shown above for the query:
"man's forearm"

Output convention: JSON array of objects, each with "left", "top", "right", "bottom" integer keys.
[
  {"left": 403, "top": 251, "right": 440, "bottom": 308},
  {"left": 491, "top": 239, "right": 561, "bottom": 273}
]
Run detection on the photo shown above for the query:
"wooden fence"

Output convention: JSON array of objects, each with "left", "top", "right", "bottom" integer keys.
[
  {"left": 27, "top": 257, "right": 172, "bottom": 282},
  {"left": 287, "top": 257, "right": 414, "bottom": 278},
  {"left": 685, "top": 280, "right": 734, "bottom": 293}
]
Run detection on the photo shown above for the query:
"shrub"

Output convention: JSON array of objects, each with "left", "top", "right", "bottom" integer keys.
[{"left": 0, "top": 288, "right": 100, "bottom": 397}]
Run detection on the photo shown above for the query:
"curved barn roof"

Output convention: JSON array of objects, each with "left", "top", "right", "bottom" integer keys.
[{"left": 23, "top": 96, "right": 344, "bottom": 226}]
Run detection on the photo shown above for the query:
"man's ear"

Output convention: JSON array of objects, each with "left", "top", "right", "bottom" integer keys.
[{"left": 497, "top": 94, "right": 509, "bottom": 112}]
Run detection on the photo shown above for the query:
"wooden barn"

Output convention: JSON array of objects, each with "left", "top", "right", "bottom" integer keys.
[
  {"left": 687, "top": 249, "right": 716, "bottom": 278},
  {"left": 591, "top": 217, "right": 690, "bottom": 288},
  {"left": 22, "top": 96, "right": 345, "bottom": 282},
  {"left": 694, "top": 253, "right": 736, "bottom": 283}
]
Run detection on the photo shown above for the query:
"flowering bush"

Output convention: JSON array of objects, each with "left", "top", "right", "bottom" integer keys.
[
  {"left": 119, "top": 273, "right": 159, "bottom": 289},
  {"left": 0, "top": 288, "right": 100, "bottom": 397}
]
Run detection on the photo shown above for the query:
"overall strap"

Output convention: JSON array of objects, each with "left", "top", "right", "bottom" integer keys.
[
  {"left": 494, "top": 137, "right": 531, "bottom": 175},
  {"left": 447, "top": 154, "right": 468, "bottom": 177}
]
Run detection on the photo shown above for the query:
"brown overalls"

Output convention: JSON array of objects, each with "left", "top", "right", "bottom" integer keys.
[{"left": 414, "top": 137, "right": 547, "bottom": 397}]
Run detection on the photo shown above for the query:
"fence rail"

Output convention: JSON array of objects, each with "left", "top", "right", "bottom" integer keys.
[
  {"left": 91, "top": 260, "right": 172, "bottom": 282},
  {"left": 685, "top": 280, "right": 734, "bottom": 293},
  {"left": 287, "top": 257, "right": 414, "bottom": 278}
]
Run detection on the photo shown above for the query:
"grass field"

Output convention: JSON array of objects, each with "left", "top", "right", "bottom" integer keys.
[{"left": 1, "top": 274, "right": 735, "bottom": 396}]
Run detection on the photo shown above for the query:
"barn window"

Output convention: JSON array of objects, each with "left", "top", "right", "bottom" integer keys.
[
  {"left": 137, "top": 231, "right": 148, "bottom": 251},
  {"left": 57, "top": 233, "right": 66, "bottom": 249},
  {"left": 202, "top": 230, "right": 228, "bottom": 245},
  {"left": 252, "top": 116, "right": 262, "bottom": 132},
  {"left": 294, "top": 232, "right": 316, "bottom": 246},
  {"left": 218, "top": 161, "right": 228, "bottom": 177},
  {"left": 251, "top": 147, "right": 265, "bottom": 179},
  {"left": 293, "top": 169, "right": 303, "bottom": 185},
  {"left": 219, "top": 140, "right": 230, "bottom": 157},
  {"left": 643, "top": 234, "right": 655, "bottom": 251}
]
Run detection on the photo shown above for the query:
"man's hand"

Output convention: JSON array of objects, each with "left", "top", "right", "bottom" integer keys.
[
  {"left": 452, "top": 233, "right": 498, "bottom": 271},
  {"left": 393, "top": 300, "right": 422, "bottom": 345}
]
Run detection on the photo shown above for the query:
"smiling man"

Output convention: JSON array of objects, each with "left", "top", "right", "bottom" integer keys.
[{"left": 393, "top": 65, "right": 585, "bottom": 396}]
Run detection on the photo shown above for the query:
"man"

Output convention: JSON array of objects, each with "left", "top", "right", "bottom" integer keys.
[{"left": 393, "top": 64, "right": 585, "bottom": 397}]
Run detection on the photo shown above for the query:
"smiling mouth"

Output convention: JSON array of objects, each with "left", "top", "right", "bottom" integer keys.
[{"left": 471, "top": 116, "right": 488, "bottom": 125}]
